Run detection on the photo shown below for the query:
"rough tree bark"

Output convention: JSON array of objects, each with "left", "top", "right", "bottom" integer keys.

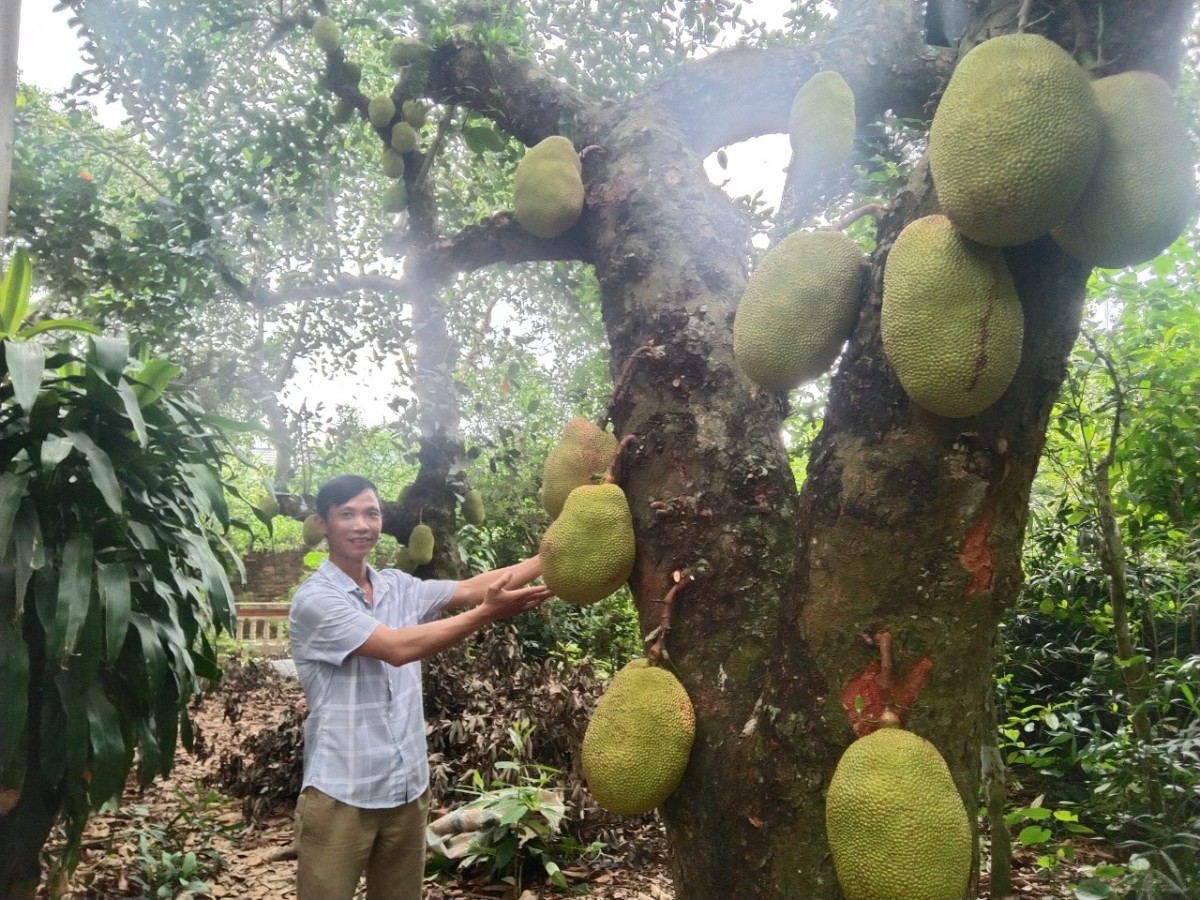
[{"left": 419, "top": 1, "right": 1193, "bottom": 896}]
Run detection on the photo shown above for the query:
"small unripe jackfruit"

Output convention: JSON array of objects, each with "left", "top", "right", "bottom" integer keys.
[
  {"left": 368, "top": 93, "right": 396, "bottom": 129},
  {"left": 382, "top": 148, "right": 406, "bottom": 179},
  {"left": 733, "top": 229, "right": 863, "bottom": 392},
  {"left": 312, "top": 16, "right": 341, "bottom": 54},
  {"left": 461, "top": 489, "right": 485, "bottom": 526},
  {"left": 881, "top": 215, "right": 1024, "bottom": 418},
  {"left": 513, "top": 136, "right": 584, "bottom": 239},
  {"left": 402, "top": 100, "right": 428, "bottom": 129},
  {"left": 541, "top": 417, "right": 617, "bottom": 519},
  {"left": 826, "top": 726, "right": 971, "bottom": 900},
  {"left": 929, "top": 33, "right": 1102, "bottom": 246},
  {"left": 389, "top": 37, "right": 431, "bottom": 70},
  {"left": 382, "top": 182, "right": 408, "bottom": 213},
  {"left": 332, "top": 97, "right": 355, "bottom": 123},
  {"left": 256, "top": 493, "right": 280, "bottom": 519},
  {"left": 390, "top": 122, "right": 418, "bottom": 154},
  {"left": 788, "top": 71, "right": 856, "bottom": 176},
  {"left": 582, "top": 659, "right": 695, "bottom": 815},
  {"left": 302, "top": 514, "right": 323, "bottom": 547},
  {"left": 539, "top": 483, "right": 635, "bottom": 605},
  {"left": 408, "top": 523, "right": 435, "bottom": 565}
]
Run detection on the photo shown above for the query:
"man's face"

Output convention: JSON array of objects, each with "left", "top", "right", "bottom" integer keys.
[{"left": 319, "top": 488, "right": 382, "bottom": 564}]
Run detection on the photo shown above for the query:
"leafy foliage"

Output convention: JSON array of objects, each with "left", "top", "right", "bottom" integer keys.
[{"left": 0, "top": 252, "right": 246, "bottom": 872}]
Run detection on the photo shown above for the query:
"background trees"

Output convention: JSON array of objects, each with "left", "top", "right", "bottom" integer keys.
[{"left": 4, "top": 1, "right": 1199, "bottom": 897}]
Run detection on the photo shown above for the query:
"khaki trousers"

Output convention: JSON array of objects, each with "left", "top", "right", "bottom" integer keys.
[{"left": 294, "top": 786, "right": 430, "bottom": 900}]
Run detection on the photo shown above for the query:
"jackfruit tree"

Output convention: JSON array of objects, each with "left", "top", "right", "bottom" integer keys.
[{"left": 4, "top": 1, "right": 1198, "bottom": 898}]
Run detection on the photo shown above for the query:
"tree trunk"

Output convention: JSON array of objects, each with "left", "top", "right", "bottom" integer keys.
[{"left": 566, "top": 3, "right": 1191, "bottom": 896}]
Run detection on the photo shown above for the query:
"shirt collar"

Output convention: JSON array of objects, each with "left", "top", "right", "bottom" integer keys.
[{"left": 317, "top": 557, "right": 381, "bottom": 600}]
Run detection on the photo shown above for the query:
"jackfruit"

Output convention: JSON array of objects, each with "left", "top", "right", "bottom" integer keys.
[
  {"left": 462, "top": 489, "right": 485, "bottom": 526},
  {"left": 312, "top": 16, "right": 341, "bottom": 54},
  {"left": 390, "top": 122, "right": 418, "bottom": 154},
  {"left": 302, "top": 514, "right": 323, "bottom": 548},
  {"left": 881, "top": 215, "right": 1024, "bottom": 418},
  {"left": 332, "top": 97, "right": 355, "bottom": 123},
  {"left": 255, "top": 493, "right": 279, "bottom": 519},
  {"left": 581, "top": 659, "right": 695, "bottom": 815},
  {"left": 408, "top": 523, "right": 435, "bottom": 566},
  {"left": 929, "top": 33, "right": 1102, "bottom": 246},
  {"left": 382, "top": 148, "right": 406, "bottom": 179},
  {"left": 1052, "top": 71, "right": 1197, "bottom": 269},
  {"left": 826, "top": 726, "right": 971, "bottom": 900},
  {"left": 389, "top": 37, "right": 431, "bottom": 70},
  {"left": 541, "top": 417, "right": 617, "bottom": 519},
  {"left": 788, "top": 71, "right": 856, "bottom": 176},
  {"left": 732, "top": 229, "right": 863, "bottom": 391},
  {"left": 394, "top": 546, "right": 417, "bottom": 574},
  {"left": 513, "top": 136, "right": 584, "bottom": 239},
  {"left": 368, "top": 93, "right": 396, "bottom": 129},
  {"left": 539, "top": 483, "right": 635, "bottom": 605},
  {"left": 402, "top": 100, "right": 428, "bottom": 129},
  {"left": 382, "top": 182, "right": 408, "bottom": 213}
]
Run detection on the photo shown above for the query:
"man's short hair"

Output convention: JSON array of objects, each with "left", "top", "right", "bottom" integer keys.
[{"left": 315, "top": 475, "right": 380, "bottom": 518}]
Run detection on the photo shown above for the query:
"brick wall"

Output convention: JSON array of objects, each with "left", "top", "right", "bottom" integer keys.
[{"left": 234, "top": 549, "right": 310, "bottom": 603}]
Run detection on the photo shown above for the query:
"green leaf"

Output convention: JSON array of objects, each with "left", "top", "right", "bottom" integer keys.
[
  {"left": 117, "top": 379, "right": 149, "bottom": 446},
  {"left": 89, "top": 334, "right": 130, "bottom": 382},
  {"left": 0, "top": 472, "right": 31, "bottom": 546},
  {"left": 19, "top": 318, "right": 101, "bottom": 339},
  {"left": 3, "top": 340, "right": 44, "bottom": 411},
  {"left": 55, "top": 533, "right": 95, "bottom": 663},
  {"left": 63, "top": 430, "right": 123, "bottom": 513},
  {"left": 462, "top": 124, "right": 507, "bottom": 154},
  {"left": 130, "top": 358, "right": 181, "bottom": 407},
  {"left": 85, "top": 680, "right": 128, "bottom": 805},
  {"left": 0, "top": 617, "right": 30, "bottom": 785},
  {"left": 1073, "top": 880, "right": 1115, "bottom": 900},
  {"left": 1018, "top": 825, "right": 1052, "bottom": 845},
  {"left": 98, "top": 563, "right": 132, "bottom": 661},
  {"left": 0, "top": 250, "right": 32, "bottom": 338}
]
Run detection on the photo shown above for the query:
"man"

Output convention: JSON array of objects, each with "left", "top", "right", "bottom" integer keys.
[{"left": 288, "top": 474, "right": 550, "bottom": 900}]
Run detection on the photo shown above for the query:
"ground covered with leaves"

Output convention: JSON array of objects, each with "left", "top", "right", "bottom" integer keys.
[{"left": 39, "top": 635, "right": 1124, "bottom": 899}]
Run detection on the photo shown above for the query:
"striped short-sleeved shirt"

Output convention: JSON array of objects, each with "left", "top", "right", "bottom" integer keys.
[{"left": 288, "top": 559, "right": 458, "bottom": 808}]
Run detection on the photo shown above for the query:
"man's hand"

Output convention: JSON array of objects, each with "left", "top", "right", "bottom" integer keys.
[{"left": 477, "top": 572, "right": 551, "bottom": 622}]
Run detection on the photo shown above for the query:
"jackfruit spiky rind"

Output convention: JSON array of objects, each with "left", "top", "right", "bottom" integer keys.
[
  {"left": 826, "top": 728, "right": 971, "bottom": 900},
  {"left": 389, "top": 37, "right": 431, "bottom": 70},
  {"left": 302, "top": 514, "right": 323, "bottom": 547},
  {"left": 368, "top": 93, "right": 396, "bottom": 129},
  {"left": 408, "top": 523, "right": 435, "bottom": 565},
  {"left": 732, "top": 229, "right": 864, "bottom": 392},
  {"left": 382, "top": 148, "right": 406, "bottom": 179},
  {"left": 402, "top": 100, "right": 428, "bottom": 129},
  {"left": 1052, "top": 71, "right": 1198, "bottom": 269},
  {"left": 541, "top": 417, "right": 617, "bottom": 519},
  {"left": 513, "top": 136, "right": 584, "bottom": 239},
  {"left": 332, "top": 97, "right": 355, "bottom": 124},
  {"left": 788, "top": 71, "right": 856, "bottom": 175},
  {"left": 581, "top": 660, "right": 695, "bottom": 815},
  {"left": 929, "top": 33, "right": 1102, "bottom": 246},
  {"left": 539, "top": 483, "right": 635, "bottom": 606},
  {"left": 312, "top": 16, "right": 341, "bottom": 54},
  {"left": 390, "top": 122, "right": 418, "bottom": 154},
  {"left": 462, "top": 489, "right": 485, "bottom": 526},
  {"left": 256, "top": 494, "right": 280, "bottom": 518},
  {"left": 881, "top": 215, "right": 1024, "bottom": 418},
  {"left": 382, "top": 182, "right": 408, "bottom": 213}
]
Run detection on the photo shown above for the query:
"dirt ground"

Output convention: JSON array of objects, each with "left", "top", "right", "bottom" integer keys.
[{"left": 41, "top": 666, "right": 1118, "bottom": 900}]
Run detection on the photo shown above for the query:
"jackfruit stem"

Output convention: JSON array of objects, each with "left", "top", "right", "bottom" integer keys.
[
  {"left": 600, "top": 341, "right": 659, "bottom": 431},
  {"left": 831, "top": 203, "right": 883, "bottom": 232},
  {"left": 649, "top": 570, "right": 696, "bottom": 662},
  {"left": 603, "top": 434, "right": 638, "bottom": 485},
  {"left": 874, "top": 629, "right": 895, "bottom": 711}
]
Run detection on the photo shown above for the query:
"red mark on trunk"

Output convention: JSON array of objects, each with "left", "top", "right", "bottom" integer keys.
[
  {"left": 841, "top": 656, "right": 933, "bottom": 736},
  {"left": 960, "top": 506, "right": 995, "bottom": 596}
]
